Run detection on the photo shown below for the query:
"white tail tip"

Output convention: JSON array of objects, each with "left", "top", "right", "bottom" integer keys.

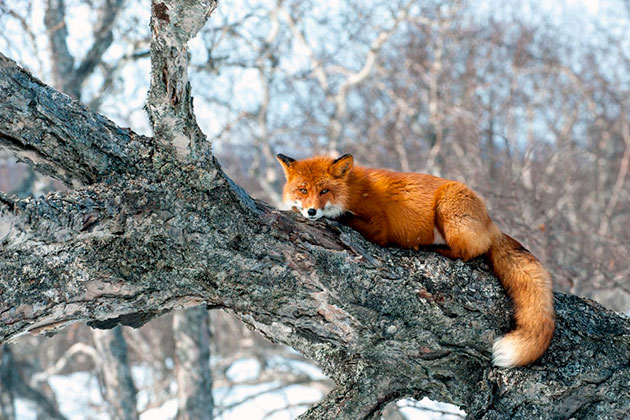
[{"left": 492, "top": 336, "right": 518, "bottom": 368}]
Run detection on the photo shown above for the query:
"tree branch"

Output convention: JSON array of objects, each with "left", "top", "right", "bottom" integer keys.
[
  {"left": 173, "top": 307, "right": 213, "bottom": 420},
  {"left": 146, "top": 0, "right": 217, "bottom": 162},
  {"left": 1, "top": 152, "right": 628, "bottom": 418},
  {"left": 0, "top": 345, "right": 67, "bottom": 420},
  {"left": 44, "top": 0, "right": 76, "bottom": 98},
  {"left": 328, "top": 0, "right": 414, "bottom": 154},
  {"left": 73, "top": 0, "right": 125, "bottom": 92},
  {"left": 93, "top": 326, "right": 138, "bottom": 420},
  {"left": 44, "top": 0, "right": 124, "bottom": 100},
  {"left": 0, "top": 53, "right": 155, "bottom": 186}
]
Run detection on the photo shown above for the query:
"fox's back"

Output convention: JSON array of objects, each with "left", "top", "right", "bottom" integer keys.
[
  {"left": 346, "top": 167, "right": 450, "bottom": 247},
  {"left": 356, "top": 167, "right": 447, "bottom": 204}
]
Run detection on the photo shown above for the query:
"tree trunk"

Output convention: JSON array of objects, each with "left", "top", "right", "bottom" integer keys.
[
  {"left": 0, "top": 346, "right": 16, "bottom": 420},
  {"left": 173, "top": 307, "right": 214, "bottom": 420},
  {"left": 93, "top": 327, "right": 138, "bottom": 420},
  {"left": 1, "top": 1, "right": 629, "bottom": 419},
  {"left": 0, "top": 345, "right": 66, "bottom": 420}
]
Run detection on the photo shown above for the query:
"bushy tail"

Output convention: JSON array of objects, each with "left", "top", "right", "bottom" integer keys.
[{"left": 487, "top": 232, "right": 555, "bottom": 367}]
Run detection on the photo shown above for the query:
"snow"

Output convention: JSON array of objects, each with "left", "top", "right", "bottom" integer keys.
[{"left": 48, "top": 372, "right": 107, "bottom": 420}]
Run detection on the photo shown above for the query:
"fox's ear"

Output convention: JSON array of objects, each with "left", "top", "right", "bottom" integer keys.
[
  {"left": 276, "top": 154, "right": 296, "bottom": 179},
  {"left": 330, "top": 154, "right": 353, "bottom": 178}
]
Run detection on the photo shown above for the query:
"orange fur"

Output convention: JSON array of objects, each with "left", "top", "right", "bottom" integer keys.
[{"left": 277, "top": 154, "right": 555, "bottom": 367}]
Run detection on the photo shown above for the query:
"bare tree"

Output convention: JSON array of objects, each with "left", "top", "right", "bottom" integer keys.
[
  {"left": 0, "top": 345, "right": 67, "bottom": 420},
  {"left": 0, "top": 346, "right": 16, "bottom": 420},
  {"left": 173, "top": 307, "right": 214, "bottom": 420},
  {"left": 1, "top": 2, "right": 629, "bottom": 420},
  {"left": 93, "top": 327, "right": 139, "bottom": 420}
]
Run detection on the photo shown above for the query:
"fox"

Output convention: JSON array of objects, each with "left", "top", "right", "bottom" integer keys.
[{"left": 276, "top": 153, "right": 555, "bottom": 368}]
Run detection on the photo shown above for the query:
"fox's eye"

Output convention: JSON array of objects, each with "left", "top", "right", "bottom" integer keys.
[
  {"left": 320, "top": 189, "right": 329, "bottom": 195},
  {"left": 299, "top": 188, "right": 308, "bottom": 194}
]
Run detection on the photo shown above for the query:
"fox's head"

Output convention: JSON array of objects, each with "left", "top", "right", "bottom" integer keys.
[{"left": 276, "top": 153, "right": 354, "bottom": 220}]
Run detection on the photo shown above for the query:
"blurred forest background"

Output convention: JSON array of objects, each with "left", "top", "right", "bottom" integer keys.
[{"left": 0, "top": 0, "right": 628, "bottom": 418}]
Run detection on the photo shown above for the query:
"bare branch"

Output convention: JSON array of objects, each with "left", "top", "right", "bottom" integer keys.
[
  {"left": 328, "top": 0, "right": 415, "bottom": 153},
  {"left": 73, "top": 0, "right": 125, "bottom": 91},
  {"left": 146, "top": 0, "right": 218, "bottom": 161},
  {"left": 173, "top": 307, "right": 213, "bottom": 420},
  {"left": 30, "top": 343, "right": 101, "bottom": 386},
  {"left": 278, "top": 6, "right": 329, "bottom": 92},
  {"left": 0, "top": 345, "right": 67, "bottom": 420},
  {"left": 598, "top": 102, "right": 630, "bottom": 239},
  {"left": 93, "top": 327, "right": 138, "bottom": 420},
  {"left": 44, "top": 0, "right": 76, "bottom": 98}
]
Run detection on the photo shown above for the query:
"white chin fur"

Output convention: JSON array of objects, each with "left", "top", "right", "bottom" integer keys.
[
  {"left": 284, "top": 200, "right": 344, "bottom": 221},
  {"left": 492, "top": 336, "right": 517, "bottom": 368},
  {"left": 322, "top": 203, "right": 344, "bottom": 219}
]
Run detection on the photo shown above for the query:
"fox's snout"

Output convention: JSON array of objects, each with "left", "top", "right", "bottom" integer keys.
[
  {"left": 290, "top": 201, "right": 325, "bottom": 220},
  {"left": 304, "top": 207, "right": 324, "bottom": 220},
  {"left": 288, "top": 199, "right": 343, "bottom": 221}
]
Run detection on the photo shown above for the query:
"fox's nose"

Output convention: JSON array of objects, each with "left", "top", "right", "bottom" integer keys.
[{"left": 307, "top": 208, "right": 317, "bottom": 216}]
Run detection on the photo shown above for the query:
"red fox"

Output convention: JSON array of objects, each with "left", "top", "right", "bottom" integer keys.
[{"left": 276, "top": 153, "right": 555, "bottom": 368}]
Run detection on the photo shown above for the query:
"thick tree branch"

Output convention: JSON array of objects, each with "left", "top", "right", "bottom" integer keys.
[
  {"left": 1, "top": 147, "right": 628, "bottom": 418},
  {"left": 0, "top": 188, "right": 110, "bottom": 247},
  {"left": 0, "top": 53, "right": 156, "bottom": 186}
]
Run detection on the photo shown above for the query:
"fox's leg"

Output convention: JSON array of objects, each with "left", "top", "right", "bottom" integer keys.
[
  {"left": 433, "top": 182, "right": 499, "bottom": 261},
  {"left": 343, "top": 216, "right": 389, "bottom": 247}
]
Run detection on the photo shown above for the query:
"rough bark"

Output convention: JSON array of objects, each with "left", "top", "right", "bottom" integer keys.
[
  {"left": 146, "top": 0, "right": 217, "bottom": 162},
  {"left": 173, "top": 307, "right": 214, "bottom": 420},
  {"left": 0, "top": 54, "right": 156, "bottom": 187},
  {"left": 93, "top": 327, "right": 139, "bottom": 419},
  {"left": 1, "top": 1, "right": 629, "bottom": 419}
]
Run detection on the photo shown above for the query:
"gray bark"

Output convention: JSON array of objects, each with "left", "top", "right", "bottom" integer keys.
[
  {"left": 146, "top": 0, "right": 217, "bottom": 162},
  {"left": 0, "top": 54, "right": 156, "bottom": 187},
  {"left": 1, "top": 1, "right": 629, "bottom": 419},
  {"left": 93, "top": 327, "right": 139, "bottom": 420},
  {"left": 42, "top": 5, "right": 141, "bottom": 413},
  {"left": 173, "top": 307, "right": 214, "bottom": 420}
]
